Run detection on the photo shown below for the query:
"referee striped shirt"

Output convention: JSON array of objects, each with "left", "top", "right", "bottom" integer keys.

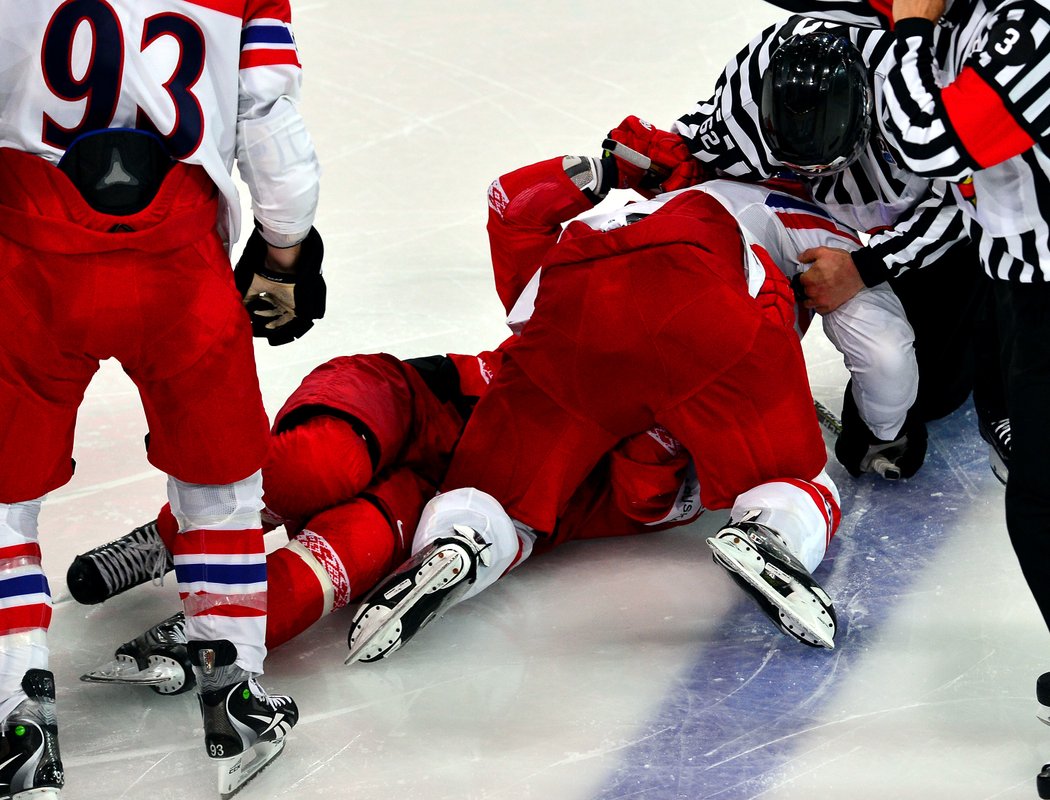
[
  {"left": 880, "top": 1, "right": 1050, "bottom": 282},
  {"left": 672, "top": 15, "right": 969, "bottom": 286}
]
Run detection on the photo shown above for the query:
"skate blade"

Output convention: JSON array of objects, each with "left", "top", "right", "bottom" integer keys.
[
  {"left": 345, "top": 547, "right": 467, "bottom": 666},
  {"left": 12, "top": 788, "right": 62, "bottom": 799},
  {"left": 707, "top": 537, "right": 835, "bottom": 650},
  {"left": 81, "top": 657, "right": 179, "bottom": 686},
  {"left": 1038, "top": 714, "right": 1050, "bottom": 728},
  {"left": 218, "top": 739, "right": 286, "bottom": 800}
]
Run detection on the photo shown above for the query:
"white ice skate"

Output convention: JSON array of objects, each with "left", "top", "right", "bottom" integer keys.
[
  {"left": 707, "top": 517, "right": 837, "bottom": 649},
  {"left": 345, "top": 524, "right": 489, "bottom": 664}
]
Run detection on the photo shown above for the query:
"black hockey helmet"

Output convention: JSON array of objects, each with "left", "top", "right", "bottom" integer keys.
[{"left": 760, "top": 32, "right": 873, "bottom": 177}]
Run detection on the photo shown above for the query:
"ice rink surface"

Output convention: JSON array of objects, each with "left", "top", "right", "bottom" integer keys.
[{"left": 40, "top": 1, "right": 1050, "bottom": 798}]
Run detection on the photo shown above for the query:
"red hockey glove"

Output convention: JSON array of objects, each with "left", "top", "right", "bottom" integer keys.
[{"left": 604, "top": 115, "right": 705, "bottom": 197}]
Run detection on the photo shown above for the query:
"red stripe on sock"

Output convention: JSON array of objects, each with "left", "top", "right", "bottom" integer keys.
[{"left": 0, "top": 604, "right": 52, "bottom": 634}]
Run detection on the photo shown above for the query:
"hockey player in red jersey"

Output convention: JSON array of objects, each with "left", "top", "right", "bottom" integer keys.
[
  {"left": 345, "top": 149, "right": 853, "bottom": 664},
  {"left": 67, "top": 149, "right": 845, "bottom": 698},
  {"left": 0, "top": 1, "right": 322, "bottom": 797}
]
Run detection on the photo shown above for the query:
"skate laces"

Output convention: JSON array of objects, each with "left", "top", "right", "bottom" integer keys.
[
  {"left": 246, "top": 678, "right": 290, "bottom": 711},
  {"left": 87, "top": 522, "right": 170, "bottom": 593}
]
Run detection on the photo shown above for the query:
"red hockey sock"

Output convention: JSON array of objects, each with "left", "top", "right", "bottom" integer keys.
[{"left": 265, "top": 498, "right": 401, "bottom": 649}]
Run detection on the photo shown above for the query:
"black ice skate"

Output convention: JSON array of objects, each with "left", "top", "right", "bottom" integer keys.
[
  {"left": 978, "top": 416, "right": 1010, "bottom": 485},
  {"left": 345, "top": 524, "right": 491, "bottom": 664},
  {"left": 66, "top": 519, "right": 173, "bottom": 605},
  {"left": 189, "top": 641, "right": 298, "bottom": 800},
  {"left": 0, "top": 670, "right": 63, "bottom": 800},
  {"left": 80, "top": 612, "right": 194, "bottom": 695},
  {"left": 707, "top": 515, "right": 837, "bottom": 649}
]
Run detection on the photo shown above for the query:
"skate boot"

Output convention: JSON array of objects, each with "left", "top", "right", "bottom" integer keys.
[
  {"left": 1038, "top": 671, "right": 1050, "bottom": 797},
  {"left": 978, "top": 416, "right": 1010, "bottom": 485},
  {"left": 346, "top": 524, "right": 491, "bottom": 664},
  {"left": 0, "top": 670, "right": 63, "bottom": 799},
  {"left": 707, "top": 516, "right": 837, "bottom": 649},
  {"left": 80, "top": 612, "right": 194, "bottom": 695},
  {"left": 66, "top": 520, "right": 173, "bottom": 605},
  {"left": 189, "top": 641, "right": 298, "bottom": 800}
]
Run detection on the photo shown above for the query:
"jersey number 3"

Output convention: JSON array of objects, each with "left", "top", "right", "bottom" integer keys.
[{"left": 42, "top": 0, "right": 207, "bottom": 159}]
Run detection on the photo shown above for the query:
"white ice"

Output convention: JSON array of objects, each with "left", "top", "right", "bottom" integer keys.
[{"left": 41, "top": 2, "right": 1050, "bottom": 799}]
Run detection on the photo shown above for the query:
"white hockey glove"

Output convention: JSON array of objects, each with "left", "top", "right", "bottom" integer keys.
[{"left": 235, "top": 226, "right": 326, "bottom": 346}]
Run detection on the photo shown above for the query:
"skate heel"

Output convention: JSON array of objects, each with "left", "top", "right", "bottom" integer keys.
[{"left": 216, "top": 739, "right": 287, "bottom": 800}]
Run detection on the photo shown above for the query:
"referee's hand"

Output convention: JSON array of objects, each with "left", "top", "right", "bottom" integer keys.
[
  {"left": 893, "top": 0, "right": 945, "bottom": 23},
  {"left": 798, "top": 247, "right": 865, "bottom": 314}
]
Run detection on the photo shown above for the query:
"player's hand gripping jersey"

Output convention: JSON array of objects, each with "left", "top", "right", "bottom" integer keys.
[{"left": 0, "top": 0, "right": 320, "bottom": 248}]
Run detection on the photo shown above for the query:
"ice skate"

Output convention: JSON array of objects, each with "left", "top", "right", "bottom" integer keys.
[
  {"left": 346, "top": 524, "right": 491, "bottom": 664},
  {"left": 707, "top": 517, "right": 837, "bottom": 649},
  {"left": 65, "top": 520, "right": 172, "bottom": 605},
  {"left": 189, "top": 641, "right": 298, "bottom": 800},
  {"left": 978, "top": 416, "right": 1010, "bottom": 485},
  {"left": 0, "top": 670, "right": 63, "bottom": 800},
  {"left": 80, "top": 612, "right": 193, "bottom": 695}
]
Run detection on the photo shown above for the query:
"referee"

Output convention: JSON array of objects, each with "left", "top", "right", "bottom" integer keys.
[
  {"left": 670, "top": 14, "right": 989, "bottom": 479},
  {"left": 878, "top": 0, "right": 1050, "bottom": 629}
]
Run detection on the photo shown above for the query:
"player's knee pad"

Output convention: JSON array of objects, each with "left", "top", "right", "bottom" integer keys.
[
  {"left": 166, "top": 471, "right": 264, "bottom": 532},
  {"left": 414, "top": 488, "right": 531, "bottom": 602},
  {"left": 263, "top": 416, "right": 373, "bottom": 521}
]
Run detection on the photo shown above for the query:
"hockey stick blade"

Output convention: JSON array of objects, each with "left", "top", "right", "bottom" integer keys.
[{"left": 814, "top": 399, "right": 843, "bottom": 437}]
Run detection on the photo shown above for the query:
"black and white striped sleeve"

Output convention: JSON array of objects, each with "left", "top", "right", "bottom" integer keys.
[
  {"left": 853, "top": 184, "right": 970, "bottom": 284},
  {"left": 881, "top": 2, "right": 1050, "bottom": 181},
  {"left": 671, "top": 21, "right": 786, "bottom": 179}
]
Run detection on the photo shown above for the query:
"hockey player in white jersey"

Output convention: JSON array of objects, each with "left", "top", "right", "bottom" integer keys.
[{"left": 0, "top": 1, "right": 322, "bottom": 797}]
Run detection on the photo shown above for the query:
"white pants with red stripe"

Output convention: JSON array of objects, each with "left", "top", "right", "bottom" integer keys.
[{"left": 729, "top": 470, "right": 841, "bottom": 573}]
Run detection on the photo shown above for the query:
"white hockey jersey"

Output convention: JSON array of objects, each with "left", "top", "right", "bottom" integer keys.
[
  {"left": 0, "top": 0, "right": 320, "bottom": 248},
  {"left": 507, "top": 179, "right": 864, "bottom": 336}
]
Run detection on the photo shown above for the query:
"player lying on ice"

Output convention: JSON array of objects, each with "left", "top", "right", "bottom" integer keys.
[{"left": 65, "top": 138, "right": 872, "bottom": 690}]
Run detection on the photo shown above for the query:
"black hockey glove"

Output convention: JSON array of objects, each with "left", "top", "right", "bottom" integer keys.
[{"left": 234, "top": 226, "right": 326, "bottom": 346}]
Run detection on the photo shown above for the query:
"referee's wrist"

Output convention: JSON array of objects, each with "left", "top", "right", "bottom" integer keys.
[{"left": 894, "top": 17, "right": 936, "bottom": 40}]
